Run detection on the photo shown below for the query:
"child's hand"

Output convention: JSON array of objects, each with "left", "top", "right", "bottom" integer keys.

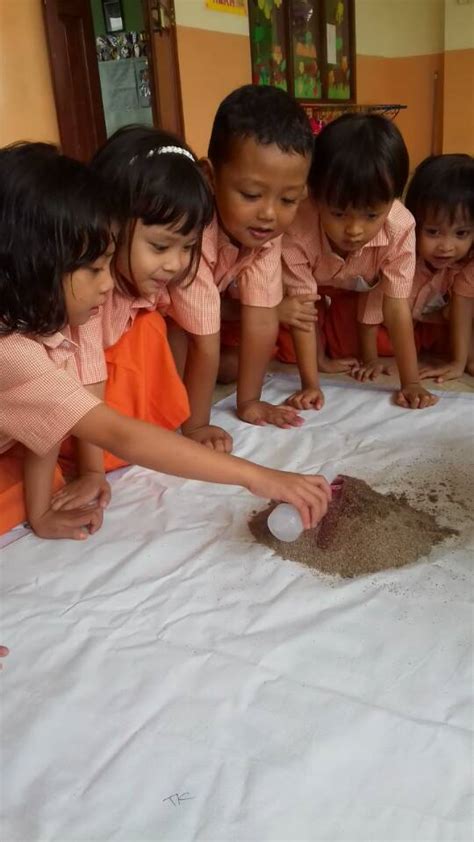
[
  {"left": 395, "top": 383, "right": 438, "bottom": 409},
  {"left": 285, "top": 387, "right": 325, "bottom": 411},
  {"left": 419, "top": 362, "right": 464, "bottom": 383},
  {"left": 277, "top": 295, "right": 319, "bottom": 331},
  {"left": 238, "top": 400, "right": 304, "bottom": 429},
  {"left": 351, "top": 359, "right": 394, "bottom": 382},
  {"left": 0, "top": 646, "right": 9, "bottom": 670},
  {"left": 184, "top": 424, "right": 233, "bottom": 453},
  {"left": 29, "top": 504, "right": 104, "bottom": 540},
  {"left": 246, "top": 468, "right": 332, "bottom": 529},
  {"left": 51, "top": 471, "right": 111, "bottom": 512},
  {"left": 318, "top": 354, "right": 359, "bottom": 374}
]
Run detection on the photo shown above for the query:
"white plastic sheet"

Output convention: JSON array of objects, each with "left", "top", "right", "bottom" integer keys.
[{"left": 1, "top": 376, "right": 473, "bottom": 842}]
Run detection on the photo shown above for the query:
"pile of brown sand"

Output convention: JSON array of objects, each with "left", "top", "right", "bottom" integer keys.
[{"left": 248, "top": 475, "right": 457, "bottom": 578}]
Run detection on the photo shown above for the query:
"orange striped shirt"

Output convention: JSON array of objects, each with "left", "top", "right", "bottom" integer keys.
[
  {"left": 282, "top": 199, "right": 416, "bottom": 324},
  {"left": 0, "top": 329, "right": 101, "bottom": 456},
  {"left": 168, "top": 214, "right": 284, "bottom": 335},
  {"left": 364, "top": 255, "right": 474, "bottom": 324}
]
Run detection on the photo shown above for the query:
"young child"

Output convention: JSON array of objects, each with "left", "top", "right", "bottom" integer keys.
[
  {"left": 0, "top": 142, "right": 331, "bottom": 539},
  {"left": 77, "top": 126, "right": 213, "bottom": 470},
  {"left": 281, "top": 113, "right": 437, "bottom": 410},
  {"left": 166, "top": 84, "right": 314, "bottom": 446},
  {"left": 404, "top": 154, "right": 474, "bottom": 382}
]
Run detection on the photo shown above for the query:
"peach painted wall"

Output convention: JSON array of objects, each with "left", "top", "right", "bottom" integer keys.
[
  {"left": 176, "top": 26, "right": 251, "bottom": 156},
  {"left": 355, "top": 0, "right": 445, "bottom": 168},
  {"left": 356, "top": 53, "right": 444, "bottom": 167},
  {"left": 175, "top": 1, "right": 251, "bottom": 156},
  {"left": 442, "top": 0, "right": 474, "bottom": 154},
  {"left": 443, "top": 49, "right": 474, "bottom": 154},
  {"left": 0, "top": 0, "right": 59, "bottom": 146}
]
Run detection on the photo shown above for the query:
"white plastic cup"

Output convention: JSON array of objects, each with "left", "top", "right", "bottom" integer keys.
[
  {"left": 267, "top": 503, "right": 304, "bottom": 542},
  {"left": 267, "top": 462, "right": 339, "bottom": 543}
]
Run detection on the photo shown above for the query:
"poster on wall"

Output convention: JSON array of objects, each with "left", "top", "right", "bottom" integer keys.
[{"left": 205, "top": 0, "right": 247, "bottom": 15}]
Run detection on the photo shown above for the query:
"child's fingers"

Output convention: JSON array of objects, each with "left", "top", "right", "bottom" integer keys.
[
  {"left": 87, "top": 508, "right": 104, "bottom": 535},
  {"left": 395, "top": 390, "right": 410, "bottom": 408},
  {"left": 98, "top": 484, "right": 111, "bottom": 508}
]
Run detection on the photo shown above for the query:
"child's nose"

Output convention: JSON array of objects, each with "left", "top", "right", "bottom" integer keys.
[
  {"left": 257, "top": 200, "right": 276, "bottom": 222},
  {"left": 102, "top": 267, "right": 115, "bottom": 293},
  {"left": 345, "top": 218, "right": 363, "bottom": 237},
  {"left": 163, "top": 250, "right": 182, "bottom": 274},
  {"left": 437, "top": 237, "right": 455, "bottom": 254}
]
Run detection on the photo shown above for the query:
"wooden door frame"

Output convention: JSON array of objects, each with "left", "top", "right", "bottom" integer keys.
[
  {"left": 144, "top": 0, "right": 185, "bottom": 138},
  {"left": 43, "top": 0, "right": 107, "bottom": 160}
]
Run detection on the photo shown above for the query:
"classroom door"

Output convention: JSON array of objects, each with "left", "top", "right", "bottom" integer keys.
[
  {"left": 43, "top": 1, "right": 184, "bottom": 160},
  {"left": 43, "top": 0, "right": 107, "bottom": 160}
]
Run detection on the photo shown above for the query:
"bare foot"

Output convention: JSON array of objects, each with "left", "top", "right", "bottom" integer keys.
[{"left": 318, "top": 355, "right": 359, "bottom": 374}]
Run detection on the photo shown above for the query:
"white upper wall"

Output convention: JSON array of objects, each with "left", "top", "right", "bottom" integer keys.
[
  {"left": 174, "top": 1, "right": 473, "bottom": 55},
  {"left": 356, "top": 0, "right": 445, "bottom": 57},
  {"left": 174, "top": 0, "right": 249, "bottom": 35},
  {"left": 445, "top": 0, "right": 474, "bottom": 51}
]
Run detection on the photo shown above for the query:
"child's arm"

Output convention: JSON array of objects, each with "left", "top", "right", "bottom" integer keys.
[
  {"left": 52, "top": 381, "right": 111, "bottom": 512},
  {"left": 65, "top": 402, "right": 332, "bottom": 529},
  {"left": 236, "top": 304, "right": 304, "bottom": 428},
  {"left": 285, "top": 324, "right": 324, "bottom": 410},
  {"left": 383, "top": 296, "right": 438, "bottom": 408},
  {"left": 23, "top": 445, "right": 103, "bottom": 540},
  {"left": 419, "top": 293, "right": 473, "bottom": 382},
  {"left": 180, "top": 331, "right": 233, "bottom": 452}
]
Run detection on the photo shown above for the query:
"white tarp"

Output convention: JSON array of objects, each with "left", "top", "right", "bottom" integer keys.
[{"left": 1, "top": 376, "right": 473, "bottom": 842}]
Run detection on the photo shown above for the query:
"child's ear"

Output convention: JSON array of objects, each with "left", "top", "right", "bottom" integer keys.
[{"left": 199, "top": 157, "right": 216, "bottom": 193}]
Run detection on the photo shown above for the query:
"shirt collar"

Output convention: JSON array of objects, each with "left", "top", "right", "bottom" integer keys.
[{"left": 39, "top": 326, "right": 78, "bottom": 351}]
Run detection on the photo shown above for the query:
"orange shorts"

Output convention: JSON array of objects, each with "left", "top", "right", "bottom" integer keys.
[
  {"left": 61, "top": 310, "right": 190, "bottom": 473},
  {"left": 0, "top": 444, "right": 65, "bottom": 536},
  {"left": 415, "top": 322, "right": 449, "bottom": 356},
  {"left": 322, "top": 292, "right": 425, "bottom": 359}
]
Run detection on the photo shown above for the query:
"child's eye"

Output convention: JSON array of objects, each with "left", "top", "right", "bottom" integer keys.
[
  {"left": 183, "top": 243, "right": 197, "bottom": 252},
  {"left": 455, "top": 229, "right": 471, "bottom": 239},
  {"left": 151, "top": 244, "right": 168, "bottom": 253},
  {"left": 281, "top": 197, "right": 297, "bottom": 206},
  {"left": 423, "top": 227, "right": 439, "bottom": 237},
  {"left": 367, "top": 213, "right": 380, "bottom": 220},
  {"left": 240, "top": 191, "right": 259, "bottom": 201},
  {"left": 330, "top": 210, "right": 344, "bottom": 218}
]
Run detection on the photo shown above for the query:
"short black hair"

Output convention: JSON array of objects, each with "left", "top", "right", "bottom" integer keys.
[
  {"left": 91, "top": 126, "right": 213, "bottom": 294},
  {"left": 405, "top": 154, "right": 474, "bottom": 226},
  {"left": 0, "top": 142, "right": 113, "bottom": 336},
  {"left": 208, "top": 84, "right": 314, "bottom": 166},
  {"left": 309, "top": 113, "right": 409, "bottom": 208}
]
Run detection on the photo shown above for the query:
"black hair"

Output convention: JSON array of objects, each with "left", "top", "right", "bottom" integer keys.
[
  {"left": 91, "top": 125, "right": 214, "bottom": 295},
  {"left": 309, "top": 113, "right": 410, "bottom": 209},
  {"left": 405, "top": 154, "right": 474, "bottom": 227},
  {"left": 208, "top": 84, "right": 314, "bottom": 167},
  {"left": 0, "top": 142, "right": 113, "bottom": 336}
]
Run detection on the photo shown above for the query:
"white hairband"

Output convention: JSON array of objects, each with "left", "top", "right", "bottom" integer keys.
[{"left": 129, "top": 145, "right": 195, "bottom": 165}]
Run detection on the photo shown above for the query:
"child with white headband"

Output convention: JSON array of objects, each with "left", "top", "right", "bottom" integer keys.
[{"left": 73, "top": 126, "right": 214, "bottom": 472}]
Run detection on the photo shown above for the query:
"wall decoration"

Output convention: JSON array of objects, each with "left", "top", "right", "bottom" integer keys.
[
  {"left": 248, "top": 0, "right": 355, "bottom": 103},
  {"left": 206, "top": 0, "right": 247, "bottom": 14}
]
